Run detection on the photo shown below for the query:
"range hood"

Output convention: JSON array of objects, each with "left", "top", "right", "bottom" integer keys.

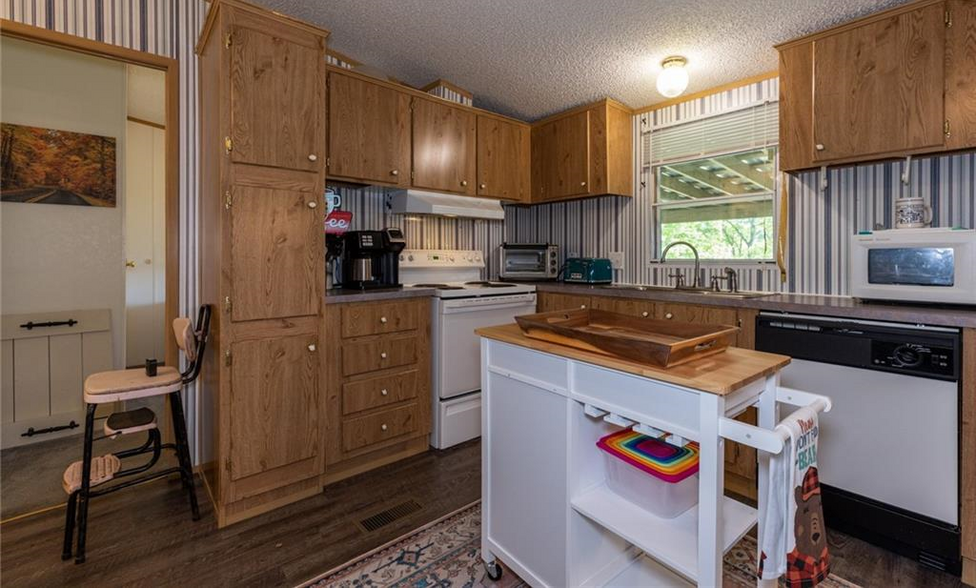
[{"left": 387, "top": 189, "right": 504, "bottom": 220}]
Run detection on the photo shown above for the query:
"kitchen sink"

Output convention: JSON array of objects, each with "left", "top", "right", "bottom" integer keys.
[{"left": 598, "top": 284, "right": 774, "bottom": 299}]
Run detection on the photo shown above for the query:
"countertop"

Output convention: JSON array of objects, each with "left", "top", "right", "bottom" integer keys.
[
  {"left": 324, "top": 287, "right": 435, "bottom": 304},
  {"left": 476, "top": 323, "right": 791, "bottom": 395},
  {"left": 533, "top": 282, "right": 976, "bottom": 329}
]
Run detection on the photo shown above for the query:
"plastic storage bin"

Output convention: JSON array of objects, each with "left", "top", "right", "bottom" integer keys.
[{"left": 597, "top": 429, "right": 699, "bottom": 519}]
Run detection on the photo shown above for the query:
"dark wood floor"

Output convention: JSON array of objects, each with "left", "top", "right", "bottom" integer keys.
[{"left": 0, "top": 438, "right": 963, "bottom": 587}]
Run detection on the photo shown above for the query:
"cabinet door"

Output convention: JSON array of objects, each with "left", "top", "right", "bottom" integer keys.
[
  {"left": 229, "top": 335, "right": 319, "bottom": 483},
  {"left": 812, "top": 3, "right": 946, "bottom": 162},
  {"left": 778, "top": 43, "right": 815, "bottom": 172},
  {"left": 477, "top": 116, "right": 530, "bottom": 201},
  {"left": 328, "top": 71, "right": 410, "bottom": 185},
  {"left": 537, "top": 293, "right": 591, "bottom": 313},
  {"left": 946, "top": 0, "right": 976, "bottom": 151},
  {"left": 230, "top": 185, "right": 320, "bottom": 321},
  {"left": 657, "top": 303, "right": 739, "bottom": 345},
  {"left": 533, "top": 112, "right": 590, "bottom": 201},
  {"left": 230, "top": 25, "right": 323, "bottom": 172},
  {"left": 411, "top": 98, "right": 476, "bottom": 195}
]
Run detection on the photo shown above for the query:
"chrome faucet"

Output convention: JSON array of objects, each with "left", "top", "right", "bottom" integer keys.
[{"left": 660, "top": 241, "right": 700, "bottom": 289}]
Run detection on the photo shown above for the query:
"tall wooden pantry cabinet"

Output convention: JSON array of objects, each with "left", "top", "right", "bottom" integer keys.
[{"left": 196, "top": 0, "right": 329, "bottom": 527}]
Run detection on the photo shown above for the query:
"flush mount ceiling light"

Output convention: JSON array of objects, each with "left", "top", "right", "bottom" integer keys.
[{"left": 656, "top": 56, "right": 689, "bottom": 98}]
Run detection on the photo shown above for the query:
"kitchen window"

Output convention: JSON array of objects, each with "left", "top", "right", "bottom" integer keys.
[{"left": 647, "top": 101, "right": 778, "bottom": 261}]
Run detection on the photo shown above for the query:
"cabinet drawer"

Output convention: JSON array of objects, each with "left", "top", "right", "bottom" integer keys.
[
  {"left": 342, "top": 403, "right": 420, "bottom": 452},
  {"left": 341, "top": 334, "right": 417, "bottom": 376},
  {"left": 342, "top": 369, "right": 419, "bottom": 415},
  {"left": 340, "top": 301, "right": 421, "bottom": 338}
]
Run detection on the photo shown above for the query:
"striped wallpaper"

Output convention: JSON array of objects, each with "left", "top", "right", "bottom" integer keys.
[{"left": 2, "top": 0, "right": 209, "bottom": 459}]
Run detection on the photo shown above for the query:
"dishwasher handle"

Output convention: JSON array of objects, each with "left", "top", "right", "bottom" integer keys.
[{"left": 718, "top": 386, "right": 832, "bottom": 455}]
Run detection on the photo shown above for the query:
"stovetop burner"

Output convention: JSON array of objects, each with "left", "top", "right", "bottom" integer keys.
[
  {"left": 464, "top": 281, "right": 517, "bottom": 288},
  {"left": 412, "top": 283, "right": 465, "bottom": 290}
]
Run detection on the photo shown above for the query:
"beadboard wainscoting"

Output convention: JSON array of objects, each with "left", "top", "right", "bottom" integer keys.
[
  {"left": 331, "top": 185, "right": 505, "bottom": 280},
  {"left": 506, "top": 76, "right": 976, "bottom": 297},
  {"left": 2, "top": 0, "right": 209, "bottom": 460}
]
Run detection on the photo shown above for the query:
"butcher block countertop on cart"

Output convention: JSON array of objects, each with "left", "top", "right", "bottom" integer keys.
[
  {"left": 475, "top": 322, "right": 834, "bottom": 587},
  {"left": 476, "top": 323, "right": 789, "bottom": 395}
]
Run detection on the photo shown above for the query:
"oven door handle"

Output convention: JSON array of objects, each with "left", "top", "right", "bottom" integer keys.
[{"left": 441, "top": 299, "right": 536, "bottom": 314}]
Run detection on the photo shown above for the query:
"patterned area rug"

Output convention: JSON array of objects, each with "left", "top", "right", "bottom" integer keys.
[{"left": 303, "top": 501, "right": 861, "bottom": 587}]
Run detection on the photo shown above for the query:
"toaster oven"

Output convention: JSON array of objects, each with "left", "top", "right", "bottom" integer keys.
[{"left": 499, "top": 243, "right": 559, "bottom": 281}]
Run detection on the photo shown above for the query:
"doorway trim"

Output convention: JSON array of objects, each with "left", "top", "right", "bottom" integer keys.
[{"left": 1, "top": 19, "right": 181, "bottom": 368}]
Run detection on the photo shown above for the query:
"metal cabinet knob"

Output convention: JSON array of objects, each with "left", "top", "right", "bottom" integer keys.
[
  {"left": 308, "top": 154, "right": 318, "bottom": 161},
  {"left": 665, "top": 312, "right": 674, "bottom": 320},
  {"left": 391, "top": 169, "right": 399, "bottom": 176},
  {"left": 641, "top": 311, "right": 649, "bottom": 317},
  {"left": 580, "top": 181, "right": 587, "bottom": 187},
  {"left": 308, "top": 344, "right": 317, "bottom": 351},
  {"left": 380, "top": 317, "right": 388, "bottom": 324},
  {"left": 380, "top": 352, "right": 388, "bottom": 359},
  {"left": 461, "top": 180, "right": 468, "bottom": 187},
  {"left": 381, "top": 389, "right": 389, "bottom": 396},
  {"left": 580, "top": 304, "right": 587, "bottom": 309},
  {"left": 480, "top": 183, "right": 487, "bottom": 189},
  {"left": 815, "top": 144, "right": 825, "bottom": 151},
  {"left": 381, "top": 424, "right": 388, "bottom": 431},
  {"left": 307, "top": 201, "right": 317, "bottom": 208}
]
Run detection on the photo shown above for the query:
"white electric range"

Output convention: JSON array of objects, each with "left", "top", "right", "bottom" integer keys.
[{"left": 400, "top": 249, "right": 537, "bottom": 449}]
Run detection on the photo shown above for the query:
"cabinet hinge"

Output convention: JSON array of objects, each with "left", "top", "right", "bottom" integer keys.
[
  {"left": 945, "top": 9, "right": 952, "bottom": 27},
  {"left": 326, "top": 156, "right": 330, "bottom": 168},
  {"left": 224, "top": 136, "right": 233, "bottom": 153},
  {"left": 224, "top": 349, "right": 232, "bottom": 367},
  {"left": 223, "top": 191, "right": 232, "bottom": 210},
  {"left": 224, "top": 296, "right": 233, "bottom": 314},
  {"left": 945, "top": 119, "right": 952, "bottom": 138},
  {"left": 224, "top": 33, "right": 233, "bottom": 48},
  {"left": 224, "top": 458, "right": 232, "bottom": 471},
  {"left": 410, "top": 170, "right": 415, "bottom": 180}
]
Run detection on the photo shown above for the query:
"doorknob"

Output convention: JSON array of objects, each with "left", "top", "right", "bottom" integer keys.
[{"left": 126, "top": 260, "right": 136, "bottom": 268}]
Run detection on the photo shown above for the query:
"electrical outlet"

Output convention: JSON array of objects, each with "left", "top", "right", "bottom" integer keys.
[{"left": 609, "top": 251, "right": 624, "bottom": 269}]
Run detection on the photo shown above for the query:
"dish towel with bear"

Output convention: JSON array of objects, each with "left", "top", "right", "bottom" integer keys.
[{"left": 759, "top": 406, "right": 830, "bottom": 587}]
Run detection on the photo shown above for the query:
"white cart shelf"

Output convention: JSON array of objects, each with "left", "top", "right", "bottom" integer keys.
[{"left": 572, "top": 484, "right": 757, "bottom": 582}]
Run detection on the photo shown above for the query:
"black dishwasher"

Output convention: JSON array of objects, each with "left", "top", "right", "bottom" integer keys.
[{"left": 756, "top": 312, "right": 962, "bottom": 575}]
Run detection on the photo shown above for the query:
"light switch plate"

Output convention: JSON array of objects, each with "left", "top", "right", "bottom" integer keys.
[{"left": 609, "top": 251, "right": 624, "bottom": 269}]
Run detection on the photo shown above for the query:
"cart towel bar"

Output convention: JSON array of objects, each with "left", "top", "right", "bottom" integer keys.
[{"left": 718, "top": 389, "right": 831, "bottom": 455}]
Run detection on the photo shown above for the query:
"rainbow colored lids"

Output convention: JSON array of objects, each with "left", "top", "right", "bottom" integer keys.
[{"left": 597, "top": 429, "right": 699, "bottom": 483}]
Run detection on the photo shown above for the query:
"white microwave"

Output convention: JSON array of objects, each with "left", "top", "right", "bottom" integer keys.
[{"left": 850, "top": 228, "right": 976, "bottom": 305}]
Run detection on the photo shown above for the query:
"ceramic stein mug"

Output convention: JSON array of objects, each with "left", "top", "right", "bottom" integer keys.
[{"left": 895, "top": 197, "right": 932, "bottom": 229}]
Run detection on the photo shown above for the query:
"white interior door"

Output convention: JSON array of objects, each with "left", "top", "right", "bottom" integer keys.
[{"left": 124, "top": 120, "right": 166, "bottom": 367}]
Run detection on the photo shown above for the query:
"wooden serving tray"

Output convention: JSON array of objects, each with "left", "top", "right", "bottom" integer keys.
[{"left": 515, "top": 308, "right": 739, "bottom": 368}]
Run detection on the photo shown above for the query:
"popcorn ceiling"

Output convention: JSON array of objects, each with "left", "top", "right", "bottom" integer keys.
[{"left": 257, "top": 0, "right": 911, "bottom": 121}]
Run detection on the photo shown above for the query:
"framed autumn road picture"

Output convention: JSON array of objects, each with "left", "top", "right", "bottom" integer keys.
[{"left": 0, "top": 123, "right": 117, "bottom": 207}]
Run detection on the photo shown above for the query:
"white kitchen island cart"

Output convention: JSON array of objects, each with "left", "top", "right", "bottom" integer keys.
[{"left": 477, "top": 324, "right": 831, "bottom": 587}]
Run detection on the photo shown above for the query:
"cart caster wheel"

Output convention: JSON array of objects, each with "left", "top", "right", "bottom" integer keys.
[{"left": 485, "top": 560, "right": 503, "bottom": 581}]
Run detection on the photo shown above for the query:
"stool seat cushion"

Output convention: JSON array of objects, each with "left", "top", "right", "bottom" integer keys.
[{"left": 84, "top": 366, "right": 181, "bottom": 403}]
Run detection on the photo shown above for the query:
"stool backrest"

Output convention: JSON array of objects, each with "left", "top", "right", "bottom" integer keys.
[{"left": 173, "top": 304, "right": 211, "bottom": 384}]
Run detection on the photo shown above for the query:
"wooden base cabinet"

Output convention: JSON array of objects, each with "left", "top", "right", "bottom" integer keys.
[
  {"left": 196, "top": 0, "right": 329, "bottom": 527},
  {"left": 322, "top": 298, "right": 432, "bottom": 484}
]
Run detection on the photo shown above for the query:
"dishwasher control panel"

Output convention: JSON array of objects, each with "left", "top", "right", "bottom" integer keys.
[
  {"left": 756, "top": 312, "right": 961, "bottom": 381},
  {"left": 870, "top": 340, "right": 955, "bottom": 378}
]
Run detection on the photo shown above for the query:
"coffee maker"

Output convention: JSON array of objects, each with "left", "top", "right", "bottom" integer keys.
[{"left": 339, "top": 228, "right": 406, "bottom": 289}]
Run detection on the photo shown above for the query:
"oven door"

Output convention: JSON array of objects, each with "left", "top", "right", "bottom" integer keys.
[
  {"left": 432, "top": 294, "right": 537, "bottom": 400},
  {"left": 850, "top": 231, "right": 976, "bottom": 304},
  {"left": 500, "top": 248, "right": 550, "bottom": 279}
]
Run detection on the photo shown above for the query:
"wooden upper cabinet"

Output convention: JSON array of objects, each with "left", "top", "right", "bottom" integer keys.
[
  {"left": 946, "top": 0, "right": 976, "bottom": 150},
  {"left": 778, "top": 0, "right": 976, "bottom": 171},
  {"left": 229, "top": 334, "right": 319, "bottom": 484},
  {"left": 229, "top": 185, "right": 320, "bottom": 322},
  {"left": 411, "top": 97, "right": 477, "bottom": 195},
  {"left": 530, "top": 99, "right": 633, "bottom": 203},
  {"left": 477, "top": 115, "right": 531, "bottom": 201},
  {"left": 327, "top": 70, "right": 410, "bottom": 186},
  {"left": 229, "top": 22, "right": 323, "bottom": 172},
  {"left": 812, "top": 2, "right": 946, "bottom": 162}
]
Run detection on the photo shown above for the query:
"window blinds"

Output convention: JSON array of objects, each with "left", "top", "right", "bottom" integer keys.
[{"left": 644, "top": 101, "right": 779, "bottom": 167}]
